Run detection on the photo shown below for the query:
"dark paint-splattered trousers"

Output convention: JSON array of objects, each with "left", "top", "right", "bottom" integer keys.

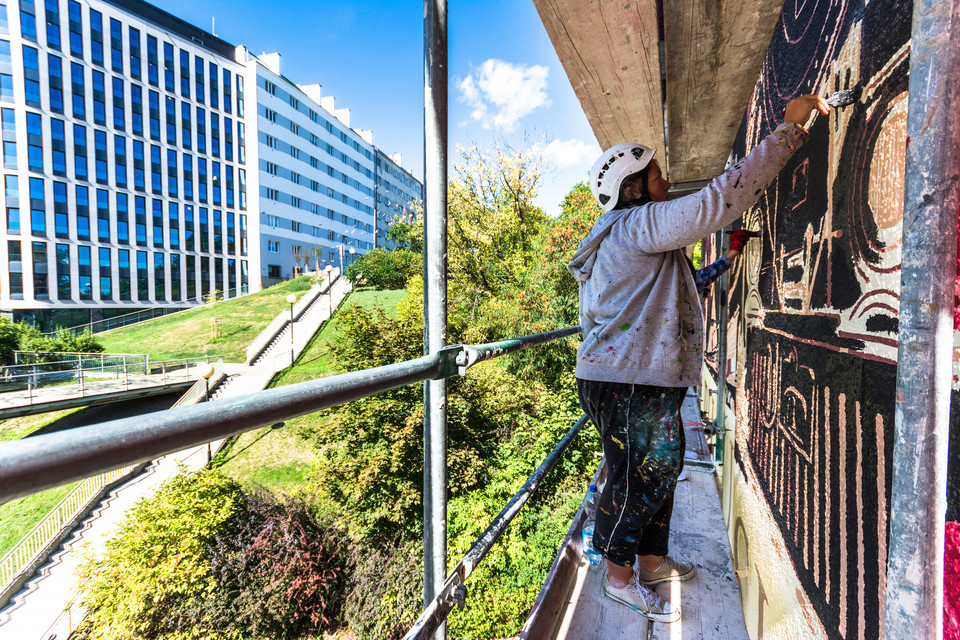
[{"left": 577, "top": 379, "right": 686, "bottom": 567}]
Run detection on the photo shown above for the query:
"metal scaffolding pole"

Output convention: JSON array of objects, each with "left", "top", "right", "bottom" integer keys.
[
  {"left": 885, "top": 1, "right": 960, "bottom": 637},
  {"left": 423, "top": 1, "right": 448, "bottom": 639}
]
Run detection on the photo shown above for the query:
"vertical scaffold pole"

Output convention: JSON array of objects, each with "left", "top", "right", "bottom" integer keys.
[
  {"left": 885, "top": 1, "right": 960, "bottom": 638},
  {"left": 423, "top": 1, "right": 448, "bottom": 639}
]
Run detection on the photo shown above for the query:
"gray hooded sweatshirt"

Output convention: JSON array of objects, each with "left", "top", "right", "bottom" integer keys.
[{"left": 568, "top": 123, "right": 808, "bottom": 387}]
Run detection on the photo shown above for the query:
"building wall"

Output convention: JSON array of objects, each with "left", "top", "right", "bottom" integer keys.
[
  {"left": 699, "top": 1, "right": 917, "bottom": 638},
  {"left": 374, "top": 149, "right": 421, "bottom": 251},
  {"left": 254, "top": 59, "right": 379, "bottom": 285},
  {"left": 0, "top": 0, "right": 254, "bottom": 330}
]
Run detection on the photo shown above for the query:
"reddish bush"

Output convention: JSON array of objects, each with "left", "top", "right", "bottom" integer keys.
[{"left": 946, "top": 521, "right": 960, "bottom": 640}]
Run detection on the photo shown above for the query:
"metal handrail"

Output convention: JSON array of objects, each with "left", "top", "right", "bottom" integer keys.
[
  {"left": 403, "top": 415, "right": 590, "bottom": 640},
  {"left": 0, "top": 328, "right": 581, "bottom": 505}
]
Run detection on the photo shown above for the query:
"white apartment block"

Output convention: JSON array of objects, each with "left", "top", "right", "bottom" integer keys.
[
  {"left": 0, "top": 0, "right": 421, "bottom": 331},
  {"left": 253, "top": 53, "right": 421, "bottom": 284},
  {"left": 375, "top": 148, "right": 420, "bottom": 250}
]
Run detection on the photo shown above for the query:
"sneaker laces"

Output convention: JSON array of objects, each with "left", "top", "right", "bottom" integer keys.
[
  {"left": 661, "top": 556, "right": 685, "bottom": 572},
  {"left": 628, "top": 580, "right": 668, "bottom": 611}
]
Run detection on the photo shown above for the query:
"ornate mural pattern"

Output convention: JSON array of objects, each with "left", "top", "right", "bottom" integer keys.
[{"left": 704, "top": 1, "right": 915, "bottom": 638}]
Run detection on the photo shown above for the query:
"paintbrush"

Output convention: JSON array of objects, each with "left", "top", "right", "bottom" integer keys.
[{"left": 825, "top": 83, "right": 863, "bottom": 108}]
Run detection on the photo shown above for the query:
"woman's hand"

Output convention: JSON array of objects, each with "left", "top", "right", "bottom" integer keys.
[{"left": 783, "top": 94, "right": 831, "bottom": 126}]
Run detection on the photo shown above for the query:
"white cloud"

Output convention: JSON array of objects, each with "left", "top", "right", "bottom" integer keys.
[
  {"left": 537, "top": 138, "right": 600, "bottom": 171},
  {"left": 457, "top": 59, "right": 551, "bottom": 132}
]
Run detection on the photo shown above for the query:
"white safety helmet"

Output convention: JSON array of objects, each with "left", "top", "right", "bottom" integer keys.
[{"left": 590, "top": 142, "right": 657, "bottom": 211}]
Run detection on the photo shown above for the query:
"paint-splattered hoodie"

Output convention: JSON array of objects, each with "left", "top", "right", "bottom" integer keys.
[{"left": 567, "top": 123, "right": 808, "bottom": 387}]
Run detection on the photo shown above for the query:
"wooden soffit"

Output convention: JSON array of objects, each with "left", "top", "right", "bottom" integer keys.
[{"left": 533, "top": 0, "right": 785, "bottom": 185}]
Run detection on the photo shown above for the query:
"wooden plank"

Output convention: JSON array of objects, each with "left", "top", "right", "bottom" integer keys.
[
  {"left": 662, "top": 0, "right": 785, "bottom": 182},
  {"left": 532, "top": 0, "right": 665, "bottom": 153}
]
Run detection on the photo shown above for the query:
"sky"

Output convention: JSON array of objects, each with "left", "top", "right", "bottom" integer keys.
[{"left": 148, "top": 0, "right": 602, "bottom": 216}]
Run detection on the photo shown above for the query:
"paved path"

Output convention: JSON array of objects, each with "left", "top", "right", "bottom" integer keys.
[{"left": 0, "top": 279, "right": 354, "bottom": 639}]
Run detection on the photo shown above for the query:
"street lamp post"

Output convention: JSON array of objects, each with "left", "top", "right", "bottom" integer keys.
[
  {"left": 348, "top": 246, "right": 355, "bottom": 268},
  {"left": 286, "top": 293, "right": 297, "bottom": 367},
  {"left": 199, "top": 363, "right": 217, "bottom": 464},
  {"left": 339, "top": 244, "right": 345, "bottom": 274},
  {"left": 324, "top": 264, "right": 334, "bottom": 316}
]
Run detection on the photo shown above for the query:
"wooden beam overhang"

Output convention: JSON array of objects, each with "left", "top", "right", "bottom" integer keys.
[{"left": 533, "top": 0, "right": 785, "bottom": 185}]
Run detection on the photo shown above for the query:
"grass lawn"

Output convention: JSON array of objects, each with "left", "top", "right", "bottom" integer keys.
[
  {"left": 0, "top": 482, "right": 79, "bottom": 557},
  {"left": 95, "top": 276, "right": 318, "bottom": 363},
  {"left": 0, "top": 408, "right": 80, "bottom": 443},
  {"left": 215, "top": 287, "right": 408, "bottom": 493}
]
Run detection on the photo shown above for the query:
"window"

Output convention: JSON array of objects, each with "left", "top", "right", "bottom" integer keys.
[
  {"left": 92, "top": 70, "right": 105, "bottom": 124},
  {"left": 237, "top": 121, "right": 245, "bottom": 164},
  {"left": 136, "top": 250, "right": 147, "bottom": 298},
  {"left": 183, "top": 153, "right": 193, "bottom": 200},
  {"left": 51, "top": 118, "right": 66, "bottom": 176},
  {"left": 96, "top": 188, "right": 109, "bottom": 241},
  {"left": 184, "top": 204, "right": 194, "bottom": 251},
  {"left": 222, "top": 69, "right": 231, "bottom": 113},
  {"left": 33, "top": 241, "right": 48, "bottom": 298},
  {"left": 152, "top": 199, "right": 163, "bottom": 247},
  {"left": 210, "top": 113, "right": 219, "bottom": 156},
  {"left": 94, "top": 129, "right": 107, "bottom": 183},
  {"left": 198, "top": 157, "right": 207, "bottom": 202},
  {"left": 267, "top": 264, "right": 280, "bottom": 278},
  {"left": 165, "top": 95, "right": 175, "bottom": 144},
  {"left": 180, "top": 101, "right": 191, "bottom": 149},
  {"left": 163, "top": 42, "right": 174, "bottom": 91},
  {"left": 148, "top": 89, "right": 159, "bottom": 139},
  {"left": 146, "top": 35, "right": 157, "bottom": 85},
  {"left": 118, "top": 248, "right": 130, "bottom": 299},
  {"left": 266, "top": 188, "right": 278, "bottom": 200},
  {"left": 48, "top": 53, "right": 63, "bottom": 112},
  {"left": 53, "top": 182, "right": 67, "bottom": 237},
  {"left": 266, "top": 162, "right": 277, "bottom": 175},
  {"left": 208, "top": 61, "right": 218, "bottom": 109},
  {"left": 75, "top": 185, "right": 88, "bottom": 239},
  {"left": 56, "top": 243, "right": 69, "bottom": 299},
  {"left": 109, "top": 18, "right": 121, "bottom": 72},
  {"left": 150, "top": 144, "right": 161, "bottom": 194},
  {"left": 111, "top": 77, "right": 124, "bottom": 130},
  {"left": 23, "top": 46, "right": 41, "bottom": 107},
  {"left": 68, "top": 0, "right": 81, "bottom": 58},
  {"left": 154, "top": 252, "right": 165, "bottom": 299},
  {"left": 116, "top": 192, "right": 128, "bottom": 244},
  {"left": 264, "top": 134, "right": 276, "bottom": 148},
  {"left": 128, "top": 27, "right": 140, "bottom": 80},
  {"left": 132, "top": 139, "right": 144, "bottom": 190},
  {"left": 291, "top": 220, "right": 300, "bottom": 232},
  {"left": 89, "top": 9, "right": 103, "bottom": 66},
  {"left": 168, "top": 202, "right": 179, "bottom": 249},
  {"left": 29, "top": 177, "right": 45, "bottom": 235},
  {"left": 26, "top": 112, "right": 42, "bottom": 173},
  {"left": 212, "top": 161, "right": 221, "bottom": 205},
  {"left": 196, "top": 106, "right": 206, "bottom": 152},
  {"left": 134, "top": 196, "right": 146, "bottom": 246},
  {"left": 267, "top": 240, "right": 278, "bottom": 252},
  {"left": 166, "top": 149, "right": 177, "bottom": 196},
  {"left": 114, "top": 135, "right": 126, "bottom": 187},
  {"left": 98, "top": 247, "right": 111, "bottom": 298},
  {"left": 45, "top": 0, "right": 61, "bottom": 50},
  {"left": 130, "top": 84, "right": 142, "bottom": 135},
  {"left": 194, "top": 55, "right": 204, "bottom": 103},
  {"left": 289, "top": 122, "right": 299, "bottom": 135},
  {"left": 0, "top": 40, "right": 11, "bottom": 102},
  {"left": 179, "top": 49, "right": 189, "bottom": 97},
  {"left": 20, "top": 1, "right": 36, "bottom": 41},
  {"left": 224, "top": 116, "right": 233, "bottom": 161},
  {"left": 199, "top": 207, "right": 208, "bottom": 252},
  {"left": 264, "top": 108, "right": 276, "bottom": 123},
  {"left": 3, "top": 139, "right": 14, "bottom": 168},
  {"left": 266, "top": 214, "right": 279, "bottom": 227},
  {"left": 70, "top": 61, "right": 84, "bottom": 119},
  {"left": 264, "top": 80, "right": 276, "bottom": 95}
]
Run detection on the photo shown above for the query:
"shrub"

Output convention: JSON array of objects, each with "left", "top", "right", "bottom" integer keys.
[
  {"left": 75, "top": 471, "right": 243, "bottom": 640},
  {"left": 204, "top": 491, "right": 351, "bottom": 639},
  {"left": 345, "top": 248, "right": 421, "bottom": 289},
  {"left": 343, "top": 538, "right": 422, "bottom": 640}
]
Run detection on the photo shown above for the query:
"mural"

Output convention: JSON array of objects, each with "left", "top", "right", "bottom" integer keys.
[{"left": 699, "top": 0, "right": 921, "bottom": 638}]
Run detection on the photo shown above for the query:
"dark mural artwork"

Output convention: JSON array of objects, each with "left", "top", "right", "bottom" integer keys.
[{"left": 701, "top": 0, "right": 920, "bottom": 638}]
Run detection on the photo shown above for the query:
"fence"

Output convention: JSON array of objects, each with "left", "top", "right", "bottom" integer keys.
[
  {"left": 0, "top": 465, "right": 136, "bottom": 598},
  {"left": 0, "top": 325, "right": 582, "bottom": 637}
]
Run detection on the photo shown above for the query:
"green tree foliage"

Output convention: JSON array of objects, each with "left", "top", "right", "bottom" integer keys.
[
  {"left": 0, "top": 319, "right": 19, "bottom": 364},
  {"left": 344, "top": 247, "right": 422, "bottom": 290},
  {"left": 387, "top": 211, "right": 424, "bottom": 253},
  {"left": 343, "top": 538, "right": 422, "bottom": 640}
]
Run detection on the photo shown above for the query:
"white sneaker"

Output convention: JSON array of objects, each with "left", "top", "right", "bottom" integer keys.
[
  {"left": 603, "top": 575, "right": 680, "bottom": 622},
  {"left": 677, "top": 470, "right": 688, "bottom": 482},
  {"left": 636, "top": 555, "right": 697, "bottom": 586}
]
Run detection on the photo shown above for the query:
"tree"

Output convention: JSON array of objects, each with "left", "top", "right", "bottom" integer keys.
[
  {"left": 344, "top": 248, "right": 421, "bottom": 290},
  {"left": 387, "top": 209, "right": 423, "bottom": 253}
]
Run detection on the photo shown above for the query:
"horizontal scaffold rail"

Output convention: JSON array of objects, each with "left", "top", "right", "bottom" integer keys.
[{"left": 0, "top": 326, "right": 581, "bottom": 506}]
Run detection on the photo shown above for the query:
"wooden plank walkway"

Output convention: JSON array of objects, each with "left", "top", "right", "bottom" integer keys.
[{"left": 531, "top": 391, "right": 748, "bottom": 640}]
